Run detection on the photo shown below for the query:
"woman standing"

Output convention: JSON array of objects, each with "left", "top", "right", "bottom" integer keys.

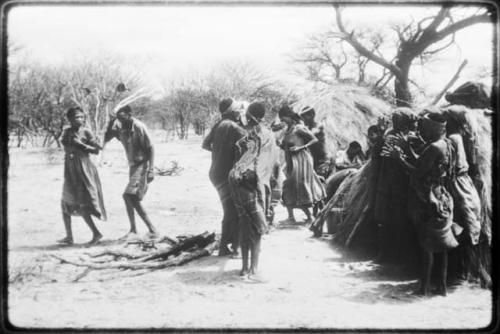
[
  {"left": 278, "top": 105, "right": 325, "bottom": 224},
  {"left": 58, "top": 107, "right": 106, "bottom": 245}
]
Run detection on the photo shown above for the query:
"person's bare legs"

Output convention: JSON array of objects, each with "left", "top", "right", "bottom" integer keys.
[
  {"left": 279, "top": 206, "right": 296, "bottom": 224},
  {"left": 128, "top": 194, "right": 158, "bottom": 235},
  {"left": 121, "top": 193, "right": 138, "bottom": 239},
  {"left": 418, "top": 250, "right": 433, "bottom": 296},
  {"left": 301, "top": 206, "right": 313, "bottom": 224},
  {"left": 249, "top": 237, "right": 262, "bottom": 275},
  {"left": 83, "top": 213, "right": 102, "bottom": 245},
  {"left": 436, "top": 252, "right": 448, "bottom": 296},
  {"left": 58, "top": 212, "right": 74, "bottom": 244},
  {"left": 240, "top": 239, "right": 250, "bottom": 276}
]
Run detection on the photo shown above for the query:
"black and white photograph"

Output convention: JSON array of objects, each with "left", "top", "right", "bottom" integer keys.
[{"left": 2, "top": 0, "right": 497, "bottom": 330}]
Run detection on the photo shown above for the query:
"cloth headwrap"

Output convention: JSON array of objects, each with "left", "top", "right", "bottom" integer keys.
[{"left": 422, "top": 113, "right": 447, "bottom": 138}]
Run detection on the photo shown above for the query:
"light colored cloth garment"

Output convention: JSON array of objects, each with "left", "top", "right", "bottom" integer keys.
[
  {"left": 281, "top": 123, "right": 325, "bottom": 207},
  {"left": 125, "top": 161, "right": 149, "bottom": 200},
  {"left": 229, "top": 124, "right": 280, "bottom": 245},
  {"left": 107, "top": 117, "right": 153, "bottom": 199},
  {"left": 447, "top": 134, "right": 481, "bottom": 245},
  {"left": 108, "top": 118, "right": 153, "bottom": 166},
  {"left": 61, "top": 126, "right": 106, "bottom": 220}
]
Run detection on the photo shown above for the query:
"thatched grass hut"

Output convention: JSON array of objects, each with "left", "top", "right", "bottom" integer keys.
[
  {"left": 292, "top": 84, "right": 393, "bottom": 157},
  {"left": 302, "top": 83, "right": 493, "bottom": 288}
]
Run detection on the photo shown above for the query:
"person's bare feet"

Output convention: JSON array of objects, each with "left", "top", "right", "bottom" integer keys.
[
  {"left": 278, "top": 217, "right": 296, "bottom": 225},
  {"left": 143, "top": 231, "right": 160, "bottom": 240},
  {"left": 240, "top": 268, "right": 250, "bottom": 277},
  {"left": 56, "top": 237, "right": 73, "bottom": 245},
  {"left": 119, "top": 231, "right": 138, "bottom": 241},
  {"left": 218, "top": 245, "right": 232, "bottom": 257},
  {"left": 87, "top": 233, "right": 103, "bottom": 245},
  {"left": 248, "top": 271, "right": 268, "bottom": 283}
]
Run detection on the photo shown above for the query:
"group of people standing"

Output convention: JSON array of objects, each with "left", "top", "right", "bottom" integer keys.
[
  {"left": 369, "top": 106, "right": 481, "bottom": 296},
  {"left": 56, "top": 96, "right": 480, "bottom": 291},
  {"left": 58, "top": 105, "right": 158, "bottom": 245},
  {"left": 202, "top": 99, "right": 343, "bottom": 278}
]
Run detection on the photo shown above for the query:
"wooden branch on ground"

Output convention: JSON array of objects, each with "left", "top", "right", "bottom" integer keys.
[
  {"left": 432, "top": 59, "right": 468, "bottom": 105},
  {"left": 51, "top": 232, "right": 218, "bottom": 275},
  {"left": 137, "top": 232, "right": 215, "bottom": 262},
  {"left": 51, "top": 240, "right": 218, "bottom": 272}
]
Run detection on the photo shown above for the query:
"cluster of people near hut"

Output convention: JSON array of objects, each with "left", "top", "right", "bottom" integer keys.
[{"left": 56, "top": 90, "right": 487, "bottom": 290}]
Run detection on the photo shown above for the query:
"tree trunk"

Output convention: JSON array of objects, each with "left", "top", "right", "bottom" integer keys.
[{"left": 394, "top": 60, "right": 412, "bottom": 107}]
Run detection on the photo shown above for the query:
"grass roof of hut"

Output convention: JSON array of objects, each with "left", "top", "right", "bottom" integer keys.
[{"left": 293, "top": 84, "right": 394, "bottom": 156}]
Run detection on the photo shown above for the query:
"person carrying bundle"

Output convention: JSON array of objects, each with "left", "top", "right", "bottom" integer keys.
[{"left": 229, "top": 102, "right": 279, "bottom": 279}]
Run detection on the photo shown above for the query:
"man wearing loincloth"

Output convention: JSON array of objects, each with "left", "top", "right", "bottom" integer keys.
[
  {"left": 202, "top": 98, "right": 246, "bottom": 256},
  {"left": 105, "top": 105, "right": 158, "bottom": 240}
]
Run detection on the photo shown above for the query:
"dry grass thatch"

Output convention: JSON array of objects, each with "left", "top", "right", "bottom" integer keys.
[
  {"left": 317, "top": 99, "right": 493, "bottom": 287},
  {"left": 293, "top": 84, "right": 393, "bottom": 157}
]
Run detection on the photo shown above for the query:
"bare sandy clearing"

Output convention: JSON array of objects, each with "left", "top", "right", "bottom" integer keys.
[{"left": 7, "top": 136, "right": 493, "bottom": 330}]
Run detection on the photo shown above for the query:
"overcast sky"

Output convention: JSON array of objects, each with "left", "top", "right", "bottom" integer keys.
[{"left": 8, "top": 4, "right": 494, "bottom": 93}]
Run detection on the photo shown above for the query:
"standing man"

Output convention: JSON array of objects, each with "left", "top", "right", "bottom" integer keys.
[
  {"left": 105, "top": 105, "right": 158, "bottom": 240},
  {"left": 202, "top": 98, "right": 246, "bottom": 256}
]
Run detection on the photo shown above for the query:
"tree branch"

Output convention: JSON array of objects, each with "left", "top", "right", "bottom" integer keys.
[{"left": 334, "top": 5, "right": 401, "bottom": 77}]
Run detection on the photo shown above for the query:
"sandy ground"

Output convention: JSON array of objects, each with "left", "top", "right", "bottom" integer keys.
[{"left": 7, "top": 134, "right": 493, "bottom": 330}]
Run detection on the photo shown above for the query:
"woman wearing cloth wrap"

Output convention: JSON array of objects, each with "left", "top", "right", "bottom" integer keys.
[
  {"left": 278, "top": 105, "right": 325, "bottom": 225},
  {"left": 58, "top": 107, "right": 106, "bottom": 245},
  {"left": 384, "top": 112, "right": 459, "bottom": 296},
  {"left": 229, "top": 102, "right": 279, "bottom": 278},
  {"left": 442, "top": 106, "right": 481, "bottom": 245},
  {"left": 202, "top": 98, "right": 246, "bottom": 256}
]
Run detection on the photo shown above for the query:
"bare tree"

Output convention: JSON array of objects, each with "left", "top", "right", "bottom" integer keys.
[
  {"left": 333, "top": 4, "right": 492, "bottom": 106},
  {"left": 294, "top": 32, "right": 349, "bottom": 84}
]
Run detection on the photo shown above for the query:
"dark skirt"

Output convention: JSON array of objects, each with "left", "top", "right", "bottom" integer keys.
[
  {"left": 61, "top": 153, "right": 106, "bottom": 220},
  {"left": 409, "top": 182, "right": 458, "bottom": 253}
]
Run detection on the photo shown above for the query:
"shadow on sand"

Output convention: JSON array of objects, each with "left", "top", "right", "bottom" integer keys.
[{"left": 10, "top": 239, "right": 125, "bottom": 252}]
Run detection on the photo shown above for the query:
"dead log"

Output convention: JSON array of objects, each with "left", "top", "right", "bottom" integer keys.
[
  {"left": 86, "top": 250, "right": 146, "bottom": 260},
  {"left": 136, "top": 231, "right": 215, "bottom": 262},
  {"left": 51, "top": 240, "right": 219, "bottom": 272}
]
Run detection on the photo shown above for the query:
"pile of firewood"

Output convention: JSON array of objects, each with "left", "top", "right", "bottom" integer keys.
[{"left": 51, "top": 232, "right": 218, "bottom": 280}]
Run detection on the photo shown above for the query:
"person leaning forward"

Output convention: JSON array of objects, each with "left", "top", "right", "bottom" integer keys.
[
  {"left": 202, "top": 98, "right": 246, "bottom": 257},
  {"left": 104, "top": 105, "right": 159, "bottom": 241}
]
